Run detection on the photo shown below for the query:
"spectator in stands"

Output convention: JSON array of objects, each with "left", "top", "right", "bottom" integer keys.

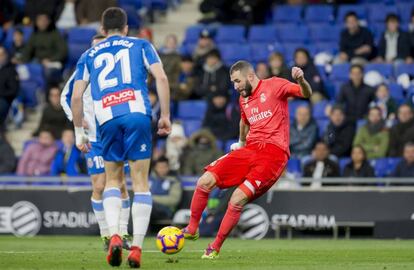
[
  {"left": 34, "top": 85, "right": 72, "bottom": 139},
  {"left": 255, "top": 62, "right": 270, "bottom": 80},
  {"left": 23, "top": 0, "right": 62, "bottom": 24},
  {"left": 56, "top": 0, "right": 78, "bottom": 29},
  {"left": 336, "top": 64, "right": 375, "bottom": 122},
  {"left": 376, "top": 14, "right": 412, "bottom": 64},
  {"left": 10, "top": 28, "right": 26, "bottom": 63},
  {"left": 338, "top": 12, "right": 374, "bottom": 64},
  {"left": 193, "top": 29, "right": 216, "bottom": 73},
  {"left": 324, "top": 105, "right": 355, "bottom": 158},
  {"left": 369, "top": 84, "right": 397, "bottom": 126},
  {"left": 194, "top": 49, "right": 230, "bottom": 99},
  {"left": 0, "top": 0, "right": 16, "bottom": 29},
  {"left": 388, "top": 104, "right": 414, "bottom": 157},
  {"left": 290, "top": 105, "right": 318, "bottom": 159},
  {"left": 17, "top": 128, "right": 58, "bottom": 176},
  {"left": 409, "top": 10, "right": 414, "bottom": 57},
  {"left": 268, "top": 52, "right": 289, "bottom": 79},
  {"left": 175, "top": 56, "right": 195, "bottom": 101},
  {"left": 392, "top": 142, "right": 414, "bottom": 177},
  {"left": 166, "top": 122, "right": 187, "bottom": 173},
  {"left": 18, "top": 13, "right": 68, "bottom": 85},
  {"left": 150, "top": 156, "right": 183, "bottom": 220},
  {"left": 303, "top": 142, "right": 340, "bottom": 186},
  {"left": 181, "top": 129, "right": 223, "bottom": 175},
  {"left": 76, "top": 0, "right": 117, "bottom": 28},
  {"left": 159, "top": 34, "right": 182, "bottom": 102},
  {"left": 288, "top": 48, "right": 325, "bottom": 103},
  {"left": 0, "top": 46, "right": 19, "bottom": 132},
  {"left": 0, "top": 133, "right": 16, "bottom": 174},
  {"left": 203, "top": 92, "right": 238, "bottom": 141},
  {"left": 50, "top": 128, "right": 86, "bottom": 176},
  {"left": 353, "top": 107, "right": 389, "bottom": 159},
  {"left": 343, "top": 145, "right": 375, "bottom": 178}
]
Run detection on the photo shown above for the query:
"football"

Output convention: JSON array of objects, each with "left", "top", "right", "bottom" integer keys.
[{"left": 156, "top": 226, "right": 185, "bottom": 255}]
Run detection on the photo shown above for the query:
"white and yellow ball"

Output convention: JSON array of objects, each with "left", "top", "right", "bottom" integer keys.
[{"left": 156, "top": 226, "right": 185, "bottom": 255}]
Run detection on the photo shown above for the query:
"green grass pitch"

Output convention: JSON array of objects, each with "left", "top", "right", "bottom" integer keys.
[{"left": 0, "top": 236, "right": 413, "bottom": 270}]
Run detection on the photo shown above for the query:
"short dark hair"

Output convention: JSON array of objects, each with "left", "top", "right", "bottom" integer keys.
[
  {"left": 206, "top": 49, "right": 221, "bottom": 60},
  {"left": 93, "top": 34, "right": 106, "bottom": 40},
  {"left": 386, "top": 13, "right": 399, "bottom": 23},
  {"left": 156, "top": 156, "right": 169, "bottom": 164},
  {"left": 344, "top": 11, "right": 358, "bottom": 21},
  {"left": 350, "top": 64, "right": 364, "bottom": 73},
  {"left": 331, "top": 104, "right": 345, "bottom": 114},
  {"left": 230, "top": 60, "right": 253, "bottom": 75},
  {"left": 369, "top": 106, "right": 382, "bottom": 115},
  {"left": 101, "top": 7, "right": 127, "bottom": 33},
  {"left": 181, "top": 55, "right": 193, "bottom": 62}
]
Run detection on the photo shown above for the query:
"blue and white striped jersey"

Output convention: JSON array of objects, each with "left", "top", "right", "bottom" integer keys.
[{"left": 74, "top": 35, "right": 161, "bottom": 126}]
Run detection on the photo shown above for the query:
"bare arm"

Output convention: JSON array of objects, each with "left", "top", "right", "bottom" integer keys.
[
  {"left": 292, "top": 67, "right": 312, "bottom": 99},
  {"left": 239, "top": 119, "right": 250, "bottom": 144},
  {"left": 149, "top": 63, "right": 171, "bottom": 136},
  {"left": 71, "top": 80, "right": 89, "bottom": 152}
]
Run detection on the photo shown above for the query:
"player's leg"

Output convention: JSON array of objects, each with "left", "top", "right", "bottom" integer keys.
[
  {"left": 119, "top": 172, "right": 131, "bottom": 248},
  {"left": 90, "top": 173, "right": 110, "bottom": 249},
  {"left": 182, "top": 172, "right": 217, "bottom": 239}
]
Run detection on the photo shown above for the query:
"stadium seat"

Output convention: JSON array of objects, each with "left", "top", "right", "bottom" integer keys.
[
  {"left": 118, "top": 0, "right": 143, "bottom": 9},
  {"left": 282, "top": 43, "right": 316, "bottom": 64},
  {"left": 312, "top": 100, "right": 330, "bottom": 120},
  {"left": 276, "top": 24, "right": 309, "bottom": 43},
  {"left": 397, "top": 3, "right": 414, "bottom": 23},
  {"left": 309, "top": 24, "right": 341, "bottom": 42},
  {"left": 288, "top": 100, "right": 309, "bottom": 120},
  {"left": 215, "top": 25, "right": 246, "bottom": 44},
  {"left": 219, "top": 44, "right": 250, "bottom": 66},
  {"left": 386, "top": 157, "right": 402, "bottom": 176},
  {"left": 183, "top": 25, "right": 205, "bottom": 44},
  {"left": 182, "top": 120, "right": 203, "bottom": 137},
  {"left": 316, "top": 119, "right": 329, "bottom": 138},
  {"left": 304, "top": 5, "right": 334, "bottom": 23},
  {"left": 388, "top": 82, "right": 405, "bottom": 103},
  {"left": 67, "top": 43, "right": 90, "bottom": 67},
  {"left": 247, "top": 25, "right": 278, "bottom": 43},
  {"left": 4, "top": 26, "right": 33, "bottom": 49},
  {"left": 330, "top": 63, "right": 351, "bottom": 82},
  {"left": 315, "top": 42, "right": 339, "bottom": 55},
  {"left": 367, "top": 4, "right": 398, "bottom": 23},
  {"left": 337, "top": 5, "right": 367, "bottom": 23},
  {"left": 339, "top": 157, "right": 351, "bottom": 174},
  {"left": 19, "top": 81, "right": 39, "bottom": 108},
  {"left": 120, "top": 5, "right": 141, "bottom": 28},
  {"left": 395, "top": 63, "right": 414, "bottom": 77},
  {"left": 249, "top": 43, "right": 284, "bottom": 63},
  {"left": 364, "top": 63, "right": 393, "bottom": 79},
  {"left": 369, "top": 23, "right": 385, "bottom": 44},
  {"left": 370, "top": 158, "right": 389, "bottom": 177},
  {"left": 177, "top": 100, "right": 207, "bottom": 120},
  {"left": 272, "top": 5, "right": 303, "bottom": 24},
  {"left": 67, "top": 27, "right": 97, "bottom": 44},
  {"left": 286, "top": 158, "right": 302, "bottom": 175}
]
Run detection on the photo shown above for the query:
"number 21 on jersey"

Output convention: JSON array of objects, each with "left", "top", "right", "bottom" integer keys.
[{"left": 94, "top": 48, "right": 132, "bottom": 90}]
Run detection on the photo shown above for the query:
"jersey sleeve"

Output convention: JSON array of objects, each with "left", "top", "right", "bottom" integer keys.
[
  {"left": 141, "top": 40, "right": 162, "bottom": 69},
  {"left": 60, "top": 71, "right": 76, "bottom": 121},
  {"left": 239, "top": 99, "right": 249, "bottom": 125},
  {"left": 74, "top": 52, "right": 90, "bottom": 82},
  {"left": 275, "top": 77, "right": 303, "bottom": 99}
]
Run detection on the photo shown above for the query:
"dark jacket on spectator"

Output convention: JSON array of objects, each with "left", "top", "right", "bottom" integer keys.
[
  {"left": 34, "top": 104, "right": 72, "bottom": 139},
  {"left": 392, "top": 160, "right": 414, "bottom": 177},
  {"left": 303, "top": 159, "right": 340, "bottom": 177},
  {"left": 388, "top": 118, "right": 414, "bottom": 157},
  {"left": 289, "top": 119, "right": 318, "bottom": 158},
  {"left": 339, "top": 26, "right": 374, "bottom": 60},
  {"left": 159, "top": 51, "right": 182, "bottom": 101},
  {"left": 24, "top": 0, "right": 62, "bottom": 21},
  {"left": 378, "top": 30, "right": 411, "bottom": 61},
  {"left": 202, "top": 98, "right": 238, "bottom": 141},
  {"left": 323, "top": 120, "right": 356, "bottom": 157},
  {"left": 336, "top": 81, "right": 375, "bottom": 122},
  {"left": 0, "top": 61, "right": 19, "bottom": 103},
  {"left": 343, "top": 161, "right": 375, "bottom": 177},
  {"left": 21, "top": 29, "right": 67, "bottom": 63},
  {"left": 194, "top": 62, "right": 230, "bottom": 99},
  {"left": 288, "top": 62, "right": 326, "bottom": 98},
  {"left": 0, "top": 136, "right": 16, "bottom": 174},
  {"left": 75, "top": 0, "right": 117, "bottom": 24}
]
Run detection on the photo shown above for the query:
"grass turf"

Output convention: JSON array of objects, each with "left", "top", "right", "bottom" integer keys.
[{"left": 0, "top": 236, "right": 413, "bottom": 270}]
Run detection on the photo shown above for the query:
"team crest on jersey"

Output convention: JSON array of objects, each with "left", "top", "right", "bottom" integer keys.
[
  {"left": 87, "top": 158, "right": 93, "bottom": 168},
  {"left": 260, "top": 93, "right": 266, "bottom": 103}
]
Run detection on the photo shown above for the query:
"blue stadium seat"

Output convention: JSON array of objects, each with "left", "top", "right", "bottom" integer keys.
[
  {"left": 304, "top": 5, "right": 334, "bottom": 23},
  {"left": 276, "top": 24, "right": 309, "bottom": 43},
  {"left": 330, "top": 63, "right": 351, "bottom": 82},
  {"left": 4, "top": 26, "right": 33, "bottom": 49},
  {"left": 370, "top": 158, "right": 388, "bottom": 177},
  {"left": 388, "top": 82, "right": 405, "bottom": 103},
  {"left": 249, "top": 43, "right": 284, "bottom": 63},
  {"left": 286, "top": 158, "right": 302, "bottom": 175},
  {"left": 309, "top": 24, "right": 341, "bottom": 42},
  {"left": 67, "top": 27, "right": 97, "bottom": 44},
  {"left": 369, "top": 23, "right": 385, "bottom": 44},
  {"left": 316, "top": 119, "right": 329, "bottom": 138},
  {"left": 224, "top": 139, "right": 238, "bottom": 153},
  {"left": 179, "top": 42, "right": 197, "bottom": 55},
  {"left": 120, "top": 5, "right": 141, "bottom": 28},
  {"left": 312, "top": 100, "right": 330, "bottom": 120},
  {"left": 20, "top": 81, "right": 38, "bottom": 107},
  {"left": 219, "top": 44, "right": 250, "bottom": 66},
  {"left": 339, "top": 157, "right": 351, "bottom": 175},
  {"left": 272, "top": 5, "right": 303, "bottom": 24},
  {"left": 183, "top": 25, "right": 204, "bottom": 44},
  {"left": 397, "top": 3, "right": 414, "bottom": 23},
  {"left": 182, "top": 120, "right": 203, "bottom": 137},
  {"left": 67, "top": 43, "right": 90, "bottom": 67},
  {"left": 288, "top": 100, "right": 309, "bottom": 120},
  {"left": 247, "top": 25, "right": 278, "bottom": 43},
  {"left": 215, "top": 25, "right": 245, "bottom": 44},
  {"left": 395, "top": 63, "right": 414, "bottom": 77},
  {"left": 118, "top": 0, "right": 143, "bottom": 9},
  {"left": 364, "top": 63, "right": 393, "bottom": 78},
  {"left": 177, "top": 100, "right": 207, "bottom": 120},
  {"left": 282, "top": 43, "right": 316, "bottom": 64},
  {"left": 148, "top": 0, "right": 168, "bottom": 11},
  {"left": 315, "top": 42, "right": 339, "bottom": 55},
  {"left": 337, "top": 5, "right": 367, "bottom": 23},
  {"left": 386, "top": 157, "right": 402, "bottom": 176},
  {"left": 367, "top": 4, "right": 398, "bottom": 23}
]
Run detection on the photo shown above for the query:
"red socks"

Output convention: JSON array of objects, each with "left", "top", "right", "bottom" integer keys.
[
  {"left": 187, "top": 186, "right": 210, "bottom": 234},
  {"left": 211, "top": 203, "right": 243, "bottom": 251}
]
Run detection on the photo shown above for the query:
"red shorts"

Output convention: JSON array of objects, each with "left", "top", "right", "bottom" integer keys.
[{"left": 205, "top": 143, "right": 288, "bottom": 201}]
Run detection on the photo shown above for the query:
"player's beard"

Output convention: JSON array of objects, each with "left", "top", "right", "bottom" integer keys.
[{"left": 240, "top": 80, "right": 253, "bottom": 97}]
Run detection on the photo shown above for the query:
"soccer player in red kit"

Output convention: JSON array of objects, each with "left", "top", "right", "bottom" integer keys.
[{"left": 182, "top": 60, "right": 312, "bottom": 259}]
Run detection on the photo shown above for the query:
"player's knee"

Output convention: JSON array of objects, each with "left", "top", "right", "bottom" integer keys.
[
  {"left": 93, "top": 178, "right": 105, "bottom": 195},
  {"left": 229, "top": 188, "right": 249, "bottom": 207},
  {"left": 197, "top": 172, "right": 216, "bottom": 191}
]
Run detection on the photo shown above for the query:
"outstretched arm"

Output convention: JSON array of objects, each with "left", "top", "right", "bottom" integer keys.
[{"left": 291, "top": 67, "right": 312, "bottom": 99}]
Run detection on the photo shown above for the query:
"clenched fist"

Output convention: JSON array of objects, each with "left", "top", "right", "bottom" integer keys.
[{"left": 291, "top": 66, "right": 304, "bottom": 81}]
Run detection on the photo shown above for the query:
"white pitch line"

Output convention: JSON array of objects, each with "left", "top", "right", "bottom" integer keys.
[{"left": 0, "top": 250, "right": 205, "bottom": 254}]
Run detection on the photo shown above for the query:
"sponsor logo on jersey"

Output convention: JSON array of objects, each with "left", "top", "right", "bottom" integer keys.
[
  {"left": 247, "top": 107, "right": 273, "bottom": 124},
  {"left": 102, "top": 89, "right": 136, "bottom": 108}
]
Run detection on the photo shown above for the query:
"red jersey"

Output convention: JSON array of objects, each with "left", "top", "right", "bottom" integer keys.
[{"left": 239, "top": 77, "right": 303, "bottom": 156}]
